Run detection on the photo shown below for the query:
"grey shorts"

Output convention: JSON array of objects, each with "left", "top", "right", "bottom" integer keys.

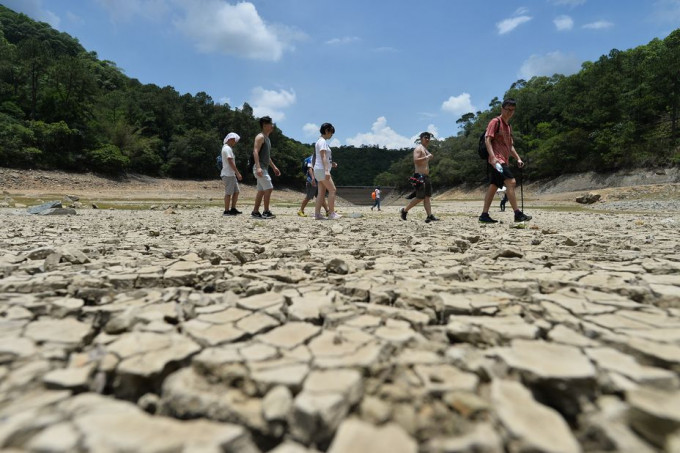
[
  {"left": 305, "top": 182, "right": 316, "bottom": 200},
  {"left": 253, "top": 167, "right": 273, "bottom": 191},
  {"left": 222, "top": 176, "right": 239, "bottom": 195}
]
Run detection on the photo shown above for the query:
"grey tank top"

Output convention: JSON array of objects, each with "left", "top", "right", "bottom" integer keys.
[{"left": 257, "top": 135, "right": 271, "bottom": 168}]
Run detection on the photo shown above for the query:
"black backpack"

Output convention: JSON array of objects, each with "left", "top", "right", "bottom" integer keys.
[{"left": 477, "top": 118, "right": 501, "bottom": 160}]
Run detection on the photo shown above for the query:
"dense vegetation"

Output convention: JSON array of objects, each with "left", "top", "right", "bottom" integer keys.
[
  {"left": 1, "top": 5, "right": 678, "bottom": 190},
  {"left": 377, "top": 29, "right": 680, "bottom": 189},
  {"left": 0, "top": 6, "right": 406, "bottom": 186}
]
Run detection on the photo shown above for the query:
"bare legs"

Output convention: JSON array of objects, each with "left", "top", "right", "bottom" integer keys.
[
  {"left": 224, "top": 192, "right": 239, "bottom": 211},
  {"left": 315, "top": 177, "right": 337, "bottom": 217},
  {"left": 253, "top": 189, "right": 272, "bottom": 213}
]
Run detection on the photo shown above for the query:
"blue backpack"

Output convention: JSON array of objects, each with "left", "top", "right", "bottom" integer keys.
[
  {"left": 302, "top": 156, "right": 312, "bottom": 175},
  {"left": 216, "top": 153, "right": 223, "bottom": 171}
]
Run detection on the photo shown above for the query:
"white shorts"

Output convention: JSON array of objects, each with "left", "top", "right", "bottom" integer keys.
[
  {"left": 222, "top": 176, "right": 239, "bottom": 195},
  {"left": 313, "top": 168, "right": 328, "bottom": 183},
  {"left": 253, "top": 167, "right": 273, "bottom": 191}
]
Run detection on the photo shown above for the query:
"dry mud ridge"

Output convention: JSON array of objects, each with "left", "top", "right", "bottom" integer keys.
[{"left": 1, "top": 177, "right": 680, "bottom": 451}]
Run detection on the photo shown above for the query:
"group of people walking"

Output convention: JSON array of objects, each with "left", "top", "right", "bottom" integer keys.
[{"left": 219, "top": 98, "right": 531, "bottom": 224}]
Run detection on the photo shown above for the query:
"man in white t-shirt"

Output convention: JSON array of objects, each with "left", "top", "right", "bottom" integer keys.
[{"left": 221, "top": 132, "right": 242, "bottom": 216}]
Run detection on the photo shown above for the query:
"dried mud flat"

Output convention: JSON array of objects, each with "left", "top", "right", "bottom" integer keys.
[{"left": 1, "top": 169, "right": 680, "bottom": 452}]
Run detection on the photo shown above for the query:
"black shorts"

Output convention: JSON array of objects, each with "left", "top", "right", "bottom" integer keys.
[
  {"left": 415, "top": 174, "right": 432, "bottom": 199},
  {"left": 488, "top": 164, "right": 514, "bottom": 189}
]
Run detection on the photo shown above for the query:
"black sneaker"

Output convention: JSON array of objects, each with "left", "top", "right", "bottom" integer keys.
[
  {"left": 514, "top": 211, "right": 532, "bottom": 222},
  {"left": 425, "top": 214, "right": 440, "bottom": 223},
  {"left": 223, "top": 210, "right": 234, "bottom": 216},
  {"left": 400, "top": 208, "right": 407, "bottom": 221},
  {"left": 251, "top": 211, "right": 262, "bottom": 218},
  {"left": 229, "top": 208, "right": 242, "bottom": 215},
  {"left": 262, "top": 210, "right": 276, "bottom": 219},
  {"left": 479, "top": 213, "right": 498, "bottom": 224}
]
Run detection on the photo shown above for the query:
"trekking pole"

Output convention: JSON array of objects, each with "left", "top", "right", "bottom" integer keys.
[{"left": 519, "top": 165, "right": 524, "bottom": 212}]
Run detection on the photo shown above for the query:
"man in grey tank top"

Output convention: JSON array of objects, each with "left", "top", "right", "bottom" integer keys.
[{"left": 251, "top": 116, "right": 281, "bottom": 219}]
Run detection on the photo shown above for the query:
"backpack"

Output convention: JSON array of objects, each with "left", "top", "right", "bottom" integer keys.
[
  {"left": 371, "top": 191, "right": 376, "bottom": 200},
  {"left": 302, "top": 156, "right": 312, "bottom": 175},
  {"left": 216, "top": 153, "right": 223, "bottom": 171},
  {"left": 478, "top": 117, "right": 501, "bottom": 160}
]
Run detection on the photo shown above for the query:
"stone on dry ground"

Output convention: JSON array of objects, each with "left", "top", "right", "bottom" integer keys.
[{"left": 0, "top": 200, "right": 679, "bottom": 452}]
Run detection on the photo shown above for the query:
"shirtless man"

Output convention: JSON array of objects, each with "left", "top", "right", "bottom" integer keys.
[{"left": 399, "top": 132, "right": 440, "bottom": 223}]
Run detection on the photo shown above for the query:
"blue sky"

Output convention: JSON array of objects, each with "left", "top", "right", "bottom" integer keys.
[{"left": 5, "top": 0, "right": 680, "bottom": 148}]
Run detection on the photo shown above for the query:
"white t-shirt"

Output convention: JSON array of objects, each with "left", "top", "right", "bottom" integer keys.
[
  {"left": 314, "top": 137, "right": 332, "bottom": 170},
  {"left": 221, "top": 144, "right": 235, "bottom": 177},
  {"left": 374, "top": 188, "right": 381, "bottom": 199}
]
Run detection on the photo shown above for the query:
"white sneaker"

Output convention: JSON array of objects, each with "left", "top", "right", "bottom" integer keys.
[
  {"left": 328, "top": 212, "right": 342, "bottom": 220},
  {"left": 314, "top": 214, "right": 327, "bottom": 220}
]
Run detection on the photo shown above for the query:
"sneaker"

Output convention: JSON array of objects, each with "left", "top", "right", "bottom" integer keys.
[
  {"left": 229, "top": 208, "right": 242, "bottom": 215},
  {"left": 251, "top": 211, "right": 262, "bottom": 218},
  {"left": 262, "top": 210, "right": 276, "bottom": 219},
  {"left": 400, "top": 208, "right": 407, "bottom": 221},
  {"left": 479, "top": 213, "right": 498, "bottom": 224},
  {"left": 314, "top": 214, "right": 327, "bottom": 220},
  {"left": 425, "top": 214, "right": 440, "bottom": 223},
  {"left": 297, "top": 210, "right": 308, "bottom": 217},
  {"left": 328, "top": 212, "right": 342, "bottom": 220},
  {"left": 514, "top": 211, "right": 532, "bottom": 222},
  {"left": 223, "top": 210, "right": 234, "bottom": 216}
]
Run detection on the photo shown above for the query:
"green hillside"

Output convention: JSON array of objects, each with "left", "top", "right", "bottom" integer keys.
[
  {"left": 0, "top": 5, "right": 407, "bottom": 186},
  {"left": 377, "top": 29, "right": 680, "bottom": 189},
  {"left": 1, "top": 5, "right": 678, "bottom": 190}
]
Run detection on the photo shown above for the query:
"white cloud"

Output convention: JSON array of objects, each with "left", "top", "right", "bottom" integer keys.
[
  {"left": 345, "top": 117, "right": 415, "bottom": 149},
  {"left": 329, "top": 138, "right": 342, "bottom": 147},
  {"left": 325, "top": 36, "right": 360, "bottom": 45},
  {"left": 96, "top": 0, "right": 303, "bottom": 61},
  {"left": 519, "top": 51, "right": 582, "bottom": 79},
  {"left": 303, "top": 123, "right": 319, "bottom": 138},
  {"left": 441, "top": 93, "right": 476, "bottom": 117},
  {"left": 583, "top": 20, "right": 614, "bottom": 30},
  {"left": 652, "top": 0, "right": 680, "bottom": 23},
  {"left": 3, "top": 0, "right": 60, "bottom": 27},
  {"left": 497, "top": 15, "right": 532, "bottom": 34},
  {"left": 248, "top": 87, "right": 296, "bottom": 122},
  {"left": 554, "top": 15, "right": 574, "bottom": 31},
  {"left": 174, "top": 1, "right": 300, "bottom": 61}
]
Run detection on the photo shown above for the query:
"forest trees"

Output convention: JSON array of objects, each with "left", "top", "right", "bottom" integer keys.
[{"left": 0, "top": 5, "right": 678, "bottom": 187}]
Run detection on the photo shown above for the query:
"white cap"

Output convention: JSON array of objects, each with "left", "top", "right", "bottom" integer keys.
[{"left": 224, "top": 132, "right": 240, "bottom": 144}]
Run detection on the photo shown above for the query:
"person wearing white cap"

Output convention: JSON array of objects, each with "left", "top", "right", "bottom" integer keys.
[{"left": 221, "top": 132, "right": 242, "bottom": 216}]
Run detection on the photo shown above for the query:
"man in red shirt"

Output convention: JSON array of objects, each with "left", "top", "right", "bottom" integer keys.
[{"left": 479, "top": 99, "right": 532, "bottom": 223}]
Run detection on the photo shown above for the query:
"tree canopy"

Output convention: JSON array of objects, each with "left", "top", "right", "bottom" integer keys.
[{"left": 0, "top": 5, "right": 678, "bottom": 189}]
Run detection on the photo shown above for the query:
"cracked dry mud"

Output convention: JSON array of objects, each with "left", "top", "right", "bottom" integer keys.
[{"left": 0, "top": 186, "right": 679, "bottom": 452}]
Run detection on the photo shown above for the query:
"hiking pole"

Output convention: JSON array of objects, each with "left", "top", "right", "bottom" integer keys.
[{"left": 519, "top": 165, "right": 524, "bottom": 212}]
